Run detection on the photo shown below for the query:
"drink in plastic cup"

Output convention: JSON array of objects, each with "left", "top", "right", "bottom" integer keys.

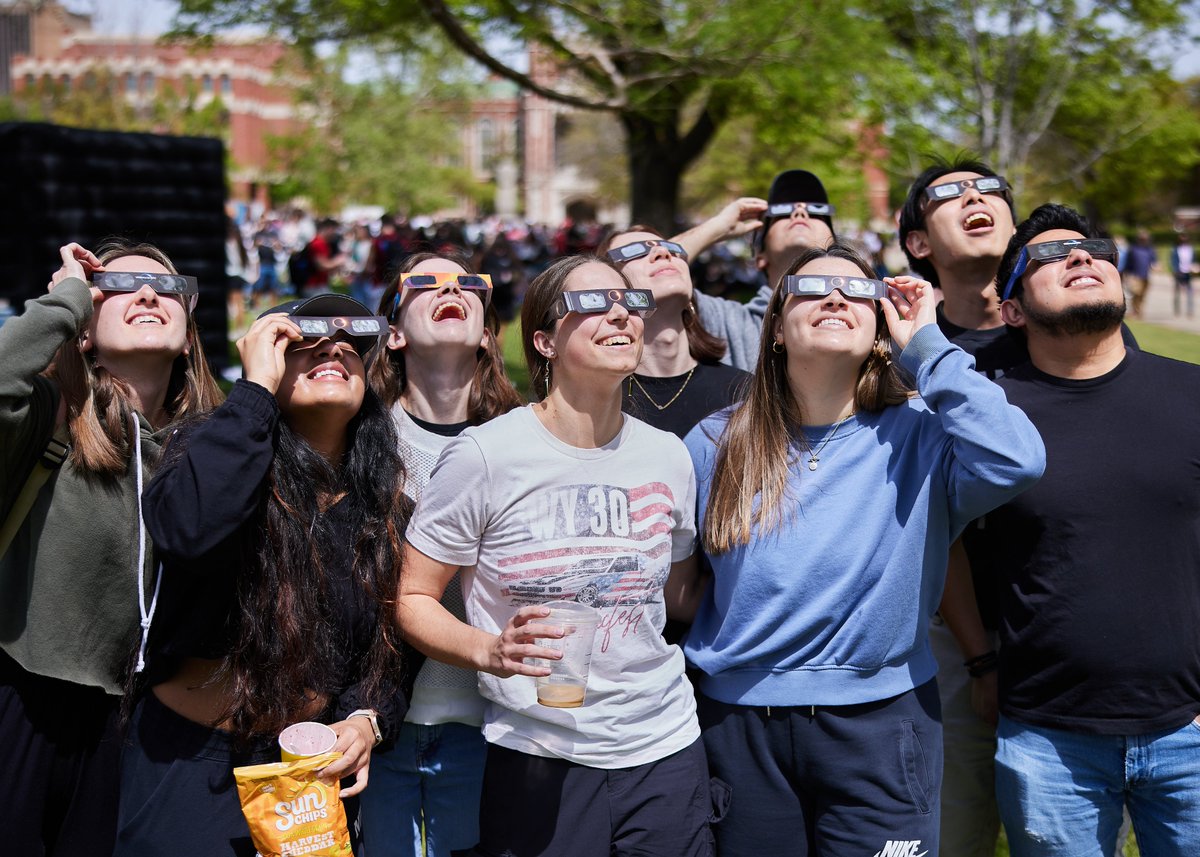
[
  {"left": 279, "top": 721, "right": 337, "bottom": 762},
  {"left": 533, "top": 600, "right": 601, "bottom": 708}
]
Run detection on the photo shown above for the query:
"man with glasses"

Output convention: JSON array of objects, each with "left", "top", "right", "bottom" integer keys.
[
  {"left": 898, "top": 158, "right": 1019, "bottom": 857},
  {"left": 671, "top": 169, "right": 837, "bottom": 370},
  {"left": 977, "top": 203, "right": 1200, "bottom": 856}
]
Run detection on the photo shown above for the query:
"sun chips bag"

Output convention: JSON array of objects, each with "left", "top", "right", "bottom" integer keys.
[{"left": 233, "top": 751, "right": 353, "bottom": 857}]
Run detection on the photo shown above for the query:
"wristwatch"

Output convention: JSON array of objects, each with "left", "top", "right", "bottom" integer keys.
[{"left": 348, "top": 709, "right": 382, "bottom": 747}]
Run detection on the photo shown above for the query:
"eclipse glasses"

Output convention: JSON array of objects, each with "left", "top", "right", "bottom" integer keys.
[
  {"left": 923, "top": 176, "right": 1010, "bottom": 204},
  {"left": 1000, "top": 238, "right": 1118, "bottom": 301},
  {"left": 391, "top": 272, "right": 492, "bottom": 320},
  {"left": 780, "top": 274, "right": 888, "bottom": 301},
  {"left": 549, "top": 288, "right": 657, "bottom": 320},
  {"left": 92, "top": 271, "right": 199, "bottom": 311},
  {"left": 286, "top": 314, "right": 388, "bottom": 356},
  {"left": 766, "top": 201, "right": 836, "bottom": 219},
  {"left": 606, "top": 239, "right": 688, "bottom": 264}
]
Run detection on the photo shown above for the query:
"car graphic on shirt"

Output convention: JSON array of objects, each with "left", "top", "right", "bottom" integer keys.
[{"left": 503, "top": 555, "right": 649, "bottom": 607}]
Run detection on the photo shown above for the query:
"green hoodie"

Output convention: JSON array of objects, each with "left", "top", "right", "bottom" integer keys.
[{"left": 0, "top": 277, "right": 163, "bottom": 694}]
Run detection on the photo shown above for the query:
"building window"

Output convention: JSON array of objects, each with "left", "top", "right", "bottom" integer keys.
[
  {"left": 202, "top": 74, "right": 213, "bottom": 93},
  {"left": 142, "top": 72, "right": 155, "bottom": 94},
  {"left": 478, "top": 118, "right": 495, "bottom": 171},
  {"left": 59, "top": 74, "right": 71, "bottom": 92},
  {"left": 125, "top": 72, "right": 137, "bottom": 94},
  {"left": 220, "top": 74, "right": 232, "bottom": 95}
]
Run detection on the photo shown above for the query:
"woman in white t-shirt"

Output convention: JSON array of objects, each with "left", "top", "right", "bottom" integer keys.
[
  {"left": 360, "top": 252, "right": 523, "bottom": 857},
  {"left": 399, "top": 255, "right": 720, "bottom": 857}
]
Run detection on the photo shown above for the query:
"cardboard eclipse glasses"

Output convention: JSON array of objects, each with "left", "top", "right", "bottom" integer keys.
[
  {"left": 606, "top": 239, "right": 688, "bottom": 264},
  {"left": 91, "top": 271, "right": 199, "bottom": 311},
  {"left": 549, "top": 288, "right": 657, "bottom": 320},
  {"left": 924, "top": 175, "right": 1009, "bottom": 204},
  {"left": 1000, "top": 238, "right": 1118, "bottom": 301},
  {"left": 288, "top": 315, "right": 389, "bottom": 355},
  {"left": 766, "top": 201, "right": 836, "bottom": 218},
  {"left": 780, "top": 274, "right": 888, "bottom": 301},
  {"left": 391, "top": 272, "right": 493, "bottom": 320}
]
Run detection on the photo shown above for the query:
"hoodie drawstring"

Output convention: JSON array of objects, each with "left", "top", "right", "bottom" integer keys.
[{"left": 132, "top": 414, "right": 163, "bottom": 674}]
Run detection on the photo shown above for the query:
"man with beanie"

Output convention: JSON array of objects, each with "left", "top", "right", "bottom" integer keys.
[{"left": 674, "top": 169, "right": 836, "bottom": 370}]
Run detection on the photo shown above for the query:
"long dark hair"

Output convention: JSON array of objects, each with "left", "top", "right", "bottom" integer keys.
[
  {"left": 369, "top": 251, "right": 524, "bottom": 421},
  {"left": 218, "top": 387, "right": 409, "bottom": 739}
]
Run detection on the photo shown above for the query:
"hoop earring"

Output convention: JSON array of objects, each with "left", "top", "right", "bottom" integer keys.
[{"left": 772, "top": 340, "right": 785, "bottom": 354}]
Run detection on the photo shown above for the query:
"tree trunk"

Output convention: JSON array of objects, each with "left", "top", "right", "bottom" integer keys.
[{"left": 622, "top": 113, "right": 683, "bottom": 232}]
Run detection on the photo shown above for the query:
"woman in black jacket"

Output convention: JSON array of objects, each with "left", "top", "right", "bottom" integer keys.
[{"left": 116, "top": 295, "right": 409, "bottom": 856}]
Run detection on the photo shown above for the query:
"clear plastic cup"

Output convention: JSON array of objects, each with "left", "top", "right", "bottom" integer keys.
[
  {"left": 278, "top": 721, "right": 337, "bottom": 762},
  {"left": 532, "top": 600, "right": 602, "bottom": 708}
]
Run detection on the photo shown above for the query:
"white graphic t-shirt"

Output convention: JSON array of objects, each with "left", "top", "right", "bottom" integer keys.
[{"left": 407, "top": 406, "right": 700, "bottom": 768}]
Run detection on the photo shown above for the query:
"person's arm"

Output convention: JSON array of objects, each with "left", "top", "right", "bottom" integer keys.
[
  {"left": 397, "top": 544, "right": 562, "bottom": 677},
  {"left": 671, "top": 197, "right": 767, "bottom": 260},
  {"left": 937, "top": 539, "right": 997, "bottom": 725},
  {"left": 0, "top": 245, "right": 105, "bottom": 491},
  {"left": 143, "top": 314, "right": 302, "bottom": 561},
  {"left": 885, "top": 275, "right": 1046, "bottom": 529},
  {"left": 663, "top": 554, "right": 709, "bottom": 623}
]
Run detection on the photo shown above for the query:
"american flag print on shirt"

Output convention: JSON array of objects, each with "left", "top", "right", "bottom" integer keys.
[{"left": 497, "top": 481, "right": 677, "bottom": 628}]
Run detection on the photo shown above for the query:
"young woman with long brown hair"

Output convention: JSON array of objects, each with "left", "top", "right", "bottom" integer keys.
[
  {"left": 682, "top": 243, "right": 1045, "bottom": 856},
  {"left": 398, "top": 256, "right": 719, "bottom": 857},
  {"left": 0, "top": 241, "right": 221, "bottom": 856},
  {"left": 599, "top": 227, "right": 748, "bottom": 439},
  {"left": 117, "top": 295, "right": 407, "bottom": 856},
  {"left": 360, "top": 252, "right": 523, "bottom": 857}
]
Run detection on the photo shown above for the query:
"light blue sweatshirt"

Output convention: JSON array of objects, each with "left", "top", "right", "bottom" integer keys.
[
  {"left": 694, "top": 285, "right": 771, "bottom": 371},
  {"left": 682, "top": 325, "right": 1045, "bottom": 707}
]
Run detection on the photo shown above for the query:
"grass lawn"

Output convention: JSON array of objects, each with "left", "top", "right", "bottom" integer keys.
[{"left": 1126, "top": 319, "right": 1200, "bottom": 364}]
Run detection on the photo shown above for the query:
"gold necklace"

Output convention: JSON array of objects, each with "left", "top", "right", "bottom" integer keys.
[
  {"left": 806, "top": 412, "right": 854, "bottom": 471},
  {"left": 629, "top": 367, "right": 696, "bottom": 411}
]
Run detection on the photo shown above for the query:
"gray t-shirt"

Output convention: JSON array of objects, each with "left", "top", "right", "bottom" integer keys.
[{"left": 407, "top": 406, "right": 700, "bottom": 768}]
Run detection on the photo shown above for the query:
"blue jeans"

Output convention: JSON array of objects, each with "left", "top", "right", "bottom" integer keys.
[
  {"left": 996, "top": 713, "right": 1200, "bottom": 857},
  {"left": 359, "top": 721, "right": 487, "bottom": 857}
]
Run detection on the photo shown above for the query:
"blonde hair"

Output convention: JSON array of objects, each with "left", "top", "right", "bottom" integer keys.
[
  {"left": 48, "top": 240, "right": 223, "bottom": 475},
  {"left": 702, "top": 243, "right": 913, "bottom": 553}
]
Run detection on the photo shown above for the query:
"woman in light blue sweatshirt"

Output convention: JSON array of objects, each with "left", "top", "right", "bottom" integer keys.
[{"left": 682, "top": 243, "right": 1044, "bottom": 857}]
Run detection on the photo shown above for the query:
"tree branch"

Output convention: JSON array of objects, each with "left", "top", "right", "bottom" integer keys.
[{"left": 419, "top": 0, "right": 623, "bottom": 110}]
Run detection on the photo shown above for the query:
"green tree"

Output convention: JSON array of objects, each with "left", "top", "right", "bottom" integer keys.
[
  {"left": 876, "top": 0, "right": 1200, "bottom": 191},
  {"left": 174, "top": 0, "right": 878, "bottom": 230},
  {"left": 263, "top": 49, "right": 482, "bottom": 213}
]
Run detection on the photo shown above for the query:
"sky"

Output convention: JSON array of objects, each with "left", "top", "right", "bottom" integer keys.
[{"left": 72, "top": 0, "right": 1200, "bottom": 79}]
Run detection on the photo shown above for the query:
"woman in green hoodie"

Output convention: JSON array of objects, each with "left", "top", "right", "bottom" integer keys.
[{"left": 0, "top": 241, "right": 221, "bottom": 856}]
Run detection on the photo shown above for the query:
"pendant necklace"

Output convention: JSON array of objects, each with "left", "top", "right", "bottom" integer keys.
[
  {"left": 630, "top": 367, "right": 695, "bottom": 411},
  {"left": 806, "top": 412, "right": 854, "bottom": 471}
]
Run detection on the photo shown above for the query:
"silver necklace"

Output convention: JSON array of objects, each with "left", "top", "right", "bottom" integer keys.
[{"left": 806, "top": 412, "right": 854, "bottom": 471}]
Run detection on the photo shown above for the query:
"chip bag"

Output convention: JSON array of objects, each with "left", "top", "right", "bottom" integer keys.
[{"left": 233, "top": 751, "right": 353, "bottom": 857}]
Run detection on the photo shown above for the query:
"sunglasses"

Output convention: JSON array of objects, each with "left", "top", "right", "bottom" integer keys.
[
  {"left": 91, "top": 271, "right": 199, "bottom": 311},
  {"left": 288, "top": 315, "right": 389, "bottom": 355},
  {"left": 549, "top": 288, "right": 657, "bottom": 320},
  {"left": 766, "top": 201, "right": 836, "bottom": 218},
  {"left": 1000, "top": 238, "right": 1118, "bottom": 301},
  {"left": 780, "top": 274, "right": 888, "bottom": 301},
  {"left": 392, "top": 272, "right": 492, "bottom": 319},
  {"left": 606, "top": 239, "right": 688, "bottom": 264},
  {"left": 923, "top": 176, "right": 1010, "bottom": 204}
]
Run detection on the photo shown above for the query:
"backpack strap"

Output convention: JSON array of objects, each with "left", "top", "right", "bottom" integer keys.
[{"left": 0, "top": 421, "right": 71, "bottom": 559}]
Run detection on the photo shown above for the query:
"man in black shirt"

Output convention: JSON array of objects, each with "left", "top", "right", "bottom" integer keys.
[
  {"left": 899, "top": 157, "right": 1020, "bottom": 857},
  {"left": 982, "top": 204, "right": 1200, "bottom": 856}
]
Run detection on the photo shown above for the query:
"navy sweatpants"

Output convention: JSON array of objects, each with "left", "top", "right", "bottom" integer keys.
[{"left": 698, "top": 679, "right": 942, "bottom": 857}]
